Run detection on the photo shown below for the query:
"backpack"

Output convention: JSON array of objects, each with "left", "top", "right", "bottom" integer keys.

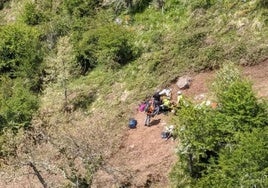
[
  {"left": 139, "top": 103, "right": 146, "bottom": 112},
  {"left": 129, "top": 118, "right": 137, "bottom": 129},
  {"left": 161, "top": 131, "right": 169, "bottom": 139},
  {"left": 145, "top": 100, "right": 155, "bottom": 114}
]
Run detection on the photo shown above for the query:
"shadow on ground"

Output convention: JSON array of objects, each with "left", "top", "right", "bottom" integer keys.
[{"left": 150, "top": 119, "right": 161, "bottom": 126}]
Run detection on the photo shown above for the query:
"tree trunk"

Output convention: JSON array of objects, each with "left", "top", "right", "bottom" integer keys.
[{"left": 28, "top": 162, "right": 48, "bottom": 188}]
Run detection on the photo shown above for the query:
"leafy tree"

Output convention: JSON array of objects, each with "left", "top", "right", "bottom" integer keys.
[
  {"left": 195, "top": 128, "right": 268, "bottom": 188},
  {"left": 171, "top": 63, "right": 268, "bottom": 187},
  {"left": 74, "top": 23, "right": 139, "bottom": 74},
  {"left": 213, "top": 63, "right": 268, "bottom": 131},
  {"left": 216, "top": 80, "right": 268, "bottom": 131},
  {"left": 0, "top": 24, "right": 43, "bottom": 91},
  {"left": 0, "top": 77, "right": 39, "bottom": 131}
]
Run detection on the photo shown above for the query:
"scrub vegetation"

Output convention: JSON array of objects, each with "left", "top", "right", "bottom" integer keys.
[{"left": 0, "top": 0, "right": 268, "bottom": 187}]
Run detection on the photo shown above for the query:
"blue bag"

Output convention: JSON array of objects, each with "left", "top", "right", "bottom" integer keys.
[{"left": 129, "top": 118, "right": 137, "bottom": 129}]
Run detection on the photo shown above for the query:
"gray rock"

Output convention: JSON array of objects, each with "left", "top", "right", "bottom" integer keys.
[{"left": 176, "top": 76, "right": 192, "bottom": 89}]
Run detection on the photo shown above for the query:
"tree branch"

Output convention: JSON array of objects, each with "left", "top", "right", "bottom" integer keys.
[{"left": 28, "top": 162, "right": 48, "bottom": 188}]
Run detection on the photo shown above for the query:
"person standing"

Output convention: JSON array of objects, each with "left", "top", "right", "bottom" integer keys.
[
  {"left": 144, "top": 98, "right": 160, "bottom": 126},
  {"left": 177, "top": 91, "right": 183, "bottom": 107}
]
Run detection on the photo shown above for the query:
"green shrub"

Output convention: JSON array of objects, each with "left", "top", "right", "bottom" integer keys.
[
  {"left": 0, "top": 24, "right": 43, "bottom": 90},
  {"left": 195, "top": 128, "right": 268, "bottom": 188},
  {"left": 190, "top": 0, "right": 215, "bottom": 10},
  {"left": 171, "top": 63, "right": 268, "bottom": 187},
  {"left": 257, "top": 0, "right": 268, "bottom": 9},
  {"left": 173, "top": 99, "right": 221, "bottom": 178},
  {"left": 0, "top": 77, "right": 39, "bottom": 131},
  {"left": 63, "top": 0, "right": 101, "bottom": 18},
  {"left": 212, "top": 63, "right": 268, "bottom": 131},
  {"left": 217, "top": 80, "right": 268, "bottom": 131},
  {"left": 21, "top": 2, "right": 46, "bottom": 25},
  {"left": 211, "top": 63, "right": 241, "bottom": 95},
  {"left": 74, "top": 23, "right": 139, "bottom": 74}
]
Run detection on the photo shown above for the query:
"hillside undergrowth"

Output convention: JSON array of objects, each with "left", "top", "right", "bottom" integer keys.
[{"left": 0, "top": 0, "right": 268, "bottom": 186}]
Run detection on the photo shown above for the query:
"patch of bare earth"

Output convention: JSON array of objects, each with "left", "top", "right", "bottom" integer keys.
[
  {"left": 92, "top": 111, "right": 177, "bottom": 188},
  {"left": 243, "top": 59, "right": 268, "bottom": 98},
  {"left": 92, "top": 60, "right": 268, "bottom": 188}
]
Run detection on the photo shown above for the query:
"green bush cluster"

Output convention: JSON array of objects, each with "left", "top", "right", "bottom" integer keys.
[
  {"left": 190, "top": 0, "right": 215, "bottom": 10},
  {"left": 73, "top": 23, "right": 140, "bottom": 74},
  {"left": 21, "top": 2, "right": 46, "bottom": 25},
  {"left": 171, "top": 63, "right": 268, "bottom": 187},
  {"left": 0, "top": 24, "right": 43, "bottom": 133},
  {"left": 0, "top": 24, "right": 43, "bottom": 90},
  {"left": 63, "top": 0, "right": 101, "bottom": 18},
  {"left": 0, "top": 77, "right": 39, "bottom": 132}
]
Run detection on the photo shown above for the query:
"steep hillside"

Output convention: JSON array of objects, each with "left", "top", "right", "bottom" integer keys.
[
  {"left": 91, "top": 59, "right": 268, "bottom": 187},
  {"left": 0, "top": 0, "right": 268, "bottom": 187}
]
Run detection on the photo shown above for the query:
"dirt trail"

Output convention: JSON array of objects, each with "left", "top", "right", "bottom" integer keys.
[
  {"left": 243, "top": 60, "right": 268, "bottom": 98},
  {"left": 92, "top": 60, "right": 268, "bottom": 188},
  {"left": 92, "top": 111, "right": 177, "bottom": 187}
]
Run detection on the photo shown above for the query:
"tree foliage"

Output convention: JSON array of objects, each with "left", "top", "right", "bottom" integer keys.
[
  {"left": 63, "top": 0, "right": 101, "bottom": 18},
  {"left": 0, "top": 24, "right": 42, "bottom": 133},
  {"left": 21, "top": 2, "right": 46, "bottom": 25},
  {"left": 0, "top": 24, "right": 43, "bottom": 90},
  {"left": 74, "top": 23, "right": 139, "bottom": 74},
  {"left": 0, "top": 77, "right": 39, "bottom": 131},
  {"left": 0, "top": 0, "right": 268, "bottom": 186},
  {"left": 196, "top": 128, "right": 268, "bottom": 188},
  {"left": 171, "top": 63, "right": 268, "bottom": 187}
]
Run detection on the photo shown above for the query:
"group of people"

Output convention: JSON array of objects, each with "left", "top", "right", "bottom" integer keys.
[
  {"left": 140, "top": 88, "right": 183, "bottom": 127},
  {"left": 135, "top": 88, "right": 218, "bottom": 141}
]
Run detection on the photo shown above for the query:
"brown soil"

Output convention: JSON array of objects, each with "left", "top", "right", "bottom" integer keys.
[
  {"left": 92, "top": 59, "right": 268, "bottom": 188},
  {"left": 92, "top": 111, "right": 177, "bottom": 188}
]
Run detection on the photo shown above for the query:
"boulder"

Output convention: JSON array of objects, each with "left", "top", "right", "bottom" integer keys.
[{"left": 176, "top": 76, "right": 192, "bottom": 89}]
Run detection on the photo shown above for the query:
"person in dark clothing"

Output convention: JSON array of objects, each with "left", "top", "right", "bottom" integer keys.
[
  {"left": 153, "top": 91, "right": 161, "bottom": 101},
  {"left": 144, "top": 98, "right": 160, "bottom": 126}
]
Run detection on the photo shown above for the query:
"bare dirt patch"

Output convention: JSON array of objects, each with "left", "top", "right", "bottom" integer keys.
[
  {"left": 243, "top": 59, "right": 268, "bottom": 98},
  {"left": 92, "top": 111, "right": 177, "bottom": 188}
]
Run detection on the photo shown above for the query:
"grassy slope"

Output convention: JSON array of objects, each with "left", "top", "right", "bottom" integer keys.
[
  {"left": 0, "top": 0, "right": 268, "bottom": 186},
  {"left": 67, "top": 1, "right": 268, "bottom": 183},
  {"left": 81, "top": 0, "right": 268, "bottom": 136}
]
